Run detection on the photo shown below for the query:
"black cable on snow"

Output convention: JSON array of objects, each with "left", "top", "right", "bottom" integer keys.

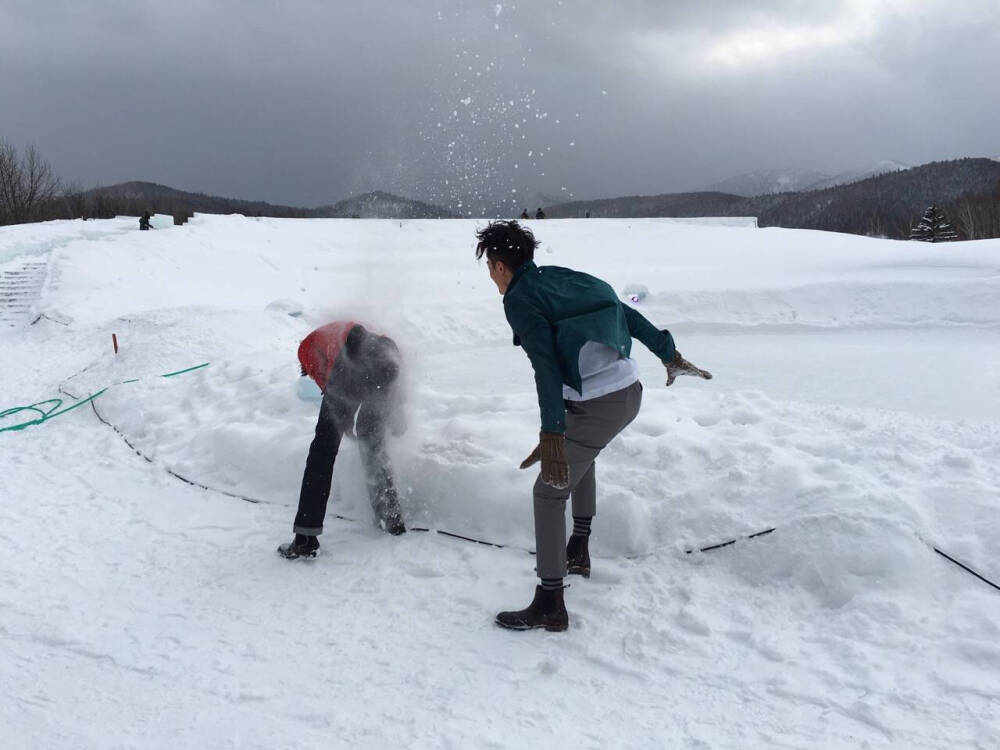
[
  {"left": 82, "top": 388, "right": 531, "bottom": 550},
  {"left": 684, "top": 527, "right": 776, "bottom": 554},
  {"left": 63, "top": 375, "right": 1000, "bottom": 592},
  {"left": 933, "top": 546, "right": 1000, "bottom": 593}
]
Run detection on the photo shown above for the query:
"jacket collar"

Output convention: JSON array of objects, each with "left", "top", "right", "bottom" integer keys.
[{"left": 504, "top": 260, "right": 537, "bottom": 297}]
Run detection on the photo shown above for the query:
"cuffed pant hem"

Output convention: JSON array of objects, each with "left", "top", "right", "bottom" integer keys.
[{"left": 293, "top": 526, "right": 323, "bottom": 536}]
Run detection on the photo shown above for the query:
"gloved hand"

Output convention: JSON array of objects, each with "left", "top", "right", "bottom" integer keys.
[
  {"left": 519, "top": 431, "right": 569, "bottom": 489},
  {"left": 665, "top": 350, "right": 713, "bottom": 386}
]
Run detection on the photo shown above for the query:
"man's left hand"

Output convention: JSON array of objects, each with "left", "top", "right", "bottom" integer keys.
[{"left": 665, "top": 350, "right": 713, "bottom": 386}]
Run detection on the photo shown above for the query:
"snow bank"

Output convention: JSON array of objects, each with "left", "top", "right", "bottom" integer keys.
[{"left": 2, "top": 215, "right": 999, "bottom": 749}]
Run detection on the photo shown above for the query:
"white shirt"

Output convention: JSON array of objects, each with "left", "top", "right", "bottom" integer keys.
[{"left": 562, "top": 341, "right": 640, "bottom": 401}]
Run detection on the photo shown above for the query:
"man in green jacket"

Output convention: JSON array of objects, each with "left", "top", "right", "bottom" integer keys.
[{"left": 476, "top": 220, "right": 712, "bottom": 632}]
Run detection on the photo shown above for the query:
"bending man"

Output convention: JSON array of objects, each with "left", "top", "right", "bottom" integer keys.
[{"left": 278, "top": 321, "right": 406, "bottom": 559}]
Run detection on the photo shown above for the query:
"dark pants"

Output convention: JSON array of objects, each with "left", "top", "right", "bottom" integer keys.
[{"left": 293, "top": 391, "right": 400, "bottom": 536}]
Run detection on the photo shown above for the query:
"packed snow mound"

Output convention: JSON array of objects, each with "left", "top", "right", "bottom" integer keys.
[{"left": 57, "top": 308, "right": 1000, "bottom": 570}]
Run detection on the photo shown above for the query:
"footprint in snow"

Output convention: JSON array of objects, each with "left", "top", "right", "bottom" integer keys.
[
  {"left": 406, "top": 564, "right": 445, "bottom": 579},
  {"left": 675, "top": 609, "right": 711, "bottom": 636},
  {"left": 537, "top": 659, "right": 559, "bottom": 675}
]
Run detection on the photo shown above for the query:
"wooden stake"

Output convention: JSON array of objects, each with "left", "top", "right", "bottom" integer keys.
[{"left": 112, "top": 333, "right": 119, "bottom": 354}]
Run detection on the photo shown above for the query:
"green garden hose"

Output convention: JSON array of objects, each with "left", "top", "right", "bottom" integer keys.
[{"left": 0, "top": 362, "right": 209, "bottom": 434}]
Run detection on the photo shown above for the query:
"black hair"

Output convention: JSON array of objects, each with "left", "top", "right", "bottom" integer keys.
[{"left": 474, "top": 220, "right": 539, "bottom": 269}]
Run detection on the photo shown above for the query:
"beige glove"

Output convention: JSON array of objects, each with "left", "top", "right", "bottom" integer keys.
[
  {"left": 519, "top": 431, "right": 570, "bottom": 489},
  {"left": 665, "top": 350, "right": 713, "bottom": 386}
]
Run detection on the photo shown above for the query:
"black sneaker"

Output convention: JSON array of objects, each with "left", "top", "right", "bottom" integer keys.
[
  {"left": 277, "top": 534, "right": 319, "bottom": 559},
  {"left": 495, "top": 585, "right": 569, "bottom": 632},
  {"left": 566, "top": 534, "right": 591, "bottom": 578}
]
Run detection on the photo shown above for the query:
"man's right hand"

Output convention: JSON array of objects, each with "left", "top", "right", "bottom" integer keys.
[
  {"left": 665, "top": 350, "right": 713, "bottom": 386},
  {"left": 519, "top": 431, "right": 570, "bottom": 489}
]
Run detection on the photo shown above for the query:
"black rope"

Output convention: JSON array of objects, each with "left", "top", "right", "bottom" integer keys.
[
  {"left": 66, "top": 377, "right": 1000, "bottom": 592},
  {"left": 81, "top": 389, "right": 532, "bottom": 550},
  {"left": 933, "top": 547, "right": 1000, "bottom": 593},
  {"left": 410, "top": 527, "right": 516, "bottom": 550},
  {"left": 684, "top": 527, "right": 776, "bottom": 554},
  {"left": 30, "top": 313, "right": 70, "bottom": 326},
  {"left": 61, "top": 371, "right": 776, "bottom": 557}
]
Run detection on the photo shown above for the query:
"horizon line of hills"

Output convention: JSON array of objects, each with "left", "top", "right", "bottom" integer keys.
[{"left": 88, "top": 157, "right": 1000, "bottom": 240}]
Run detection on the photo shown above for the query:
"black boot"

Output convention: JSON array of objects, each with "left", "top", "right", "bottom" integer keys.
[
  {"left": 375, "top": 500, "right": 406, "bottom": 536},
  {"left": 495, "top": 585, "right": 569, "bottom": 632},
  {"left": 566, "top": 534, "right": 591, "bottom": 578},
  {"left": 277, "top": 534, "right": 320, "bottom": 559}
]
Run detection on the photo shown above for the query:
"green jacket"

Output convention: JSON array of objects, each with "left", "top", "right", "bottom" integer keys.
[{"left": 503, "top": 260, "right": 675, "bottom": 433}]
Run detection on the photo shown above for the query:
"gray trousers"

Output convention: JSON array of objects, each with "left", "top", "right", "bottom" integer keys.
[{"left": 533, "top": 380, "right": 643, "bottom": 580}]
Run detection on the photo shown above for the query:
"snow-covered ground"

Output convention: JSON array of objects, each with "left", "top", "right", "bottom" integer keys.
[{"left": 2, "top": 215, "right": 999, "bottom": 749}]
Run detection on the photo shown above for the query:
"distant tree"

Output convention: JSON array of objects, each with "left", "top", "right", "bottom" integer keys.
[
  {"left": 60, "top": 181, "right": 88, "bottom": 219},
  {"left": 91, "top": 191, "right": 117, "bottom": 220},
  {"left": 0, "top": 139, "right": 60, "bottom": 225},
  {"left": 910, "top": 205, "right": 959, "bottom": 242},
  {"left": 951, "top": 181, "right": 1000, "bottom": 240}
]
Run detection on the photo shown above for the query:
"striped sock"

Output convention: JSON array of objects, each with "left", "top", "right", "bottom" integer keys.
[
  {"left": 572, "top": 515, "right": 593, "bottom": 537},
  {"left": 540, "top": 577, "right": 563, "bottom": 591}
]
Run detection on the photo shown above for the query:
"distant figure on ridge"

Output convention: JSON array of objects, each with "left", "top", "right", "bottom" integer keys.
[
  {"left": 535, "top": 207, "right": 545, "bottom": 220},
  {"left": 520, "top": 208, "right": 530, "bottom": 220},
  {"left": 139, "top": 212, "right": 153, "bottom": 231}
]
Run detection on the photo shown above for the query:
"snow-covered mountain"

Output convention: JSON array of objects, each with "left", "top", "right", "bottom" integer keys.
[
  {"left": 705, "top": 160, "right": 910, "bottom": 197},
  {"left": 309, "top": 190, "right": 457, "bottom": 219},
  {"left": 703, "top": 168, "right": 831, "bottom": 197},
  {"left": 807, "top": 159, "right": 910, "bottom": 191}
]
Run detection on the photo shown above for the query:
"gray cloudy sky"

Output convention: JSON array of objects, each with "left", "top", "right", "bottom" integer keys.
[{"left": 2, "top": 0, "right": 998, "bottom": 213}]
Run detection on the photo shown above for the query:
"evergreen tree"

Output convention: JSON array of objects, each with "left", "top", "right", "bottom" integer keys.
[{"left": 910, "top": 205, "right": 959, "bottom": 242}]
